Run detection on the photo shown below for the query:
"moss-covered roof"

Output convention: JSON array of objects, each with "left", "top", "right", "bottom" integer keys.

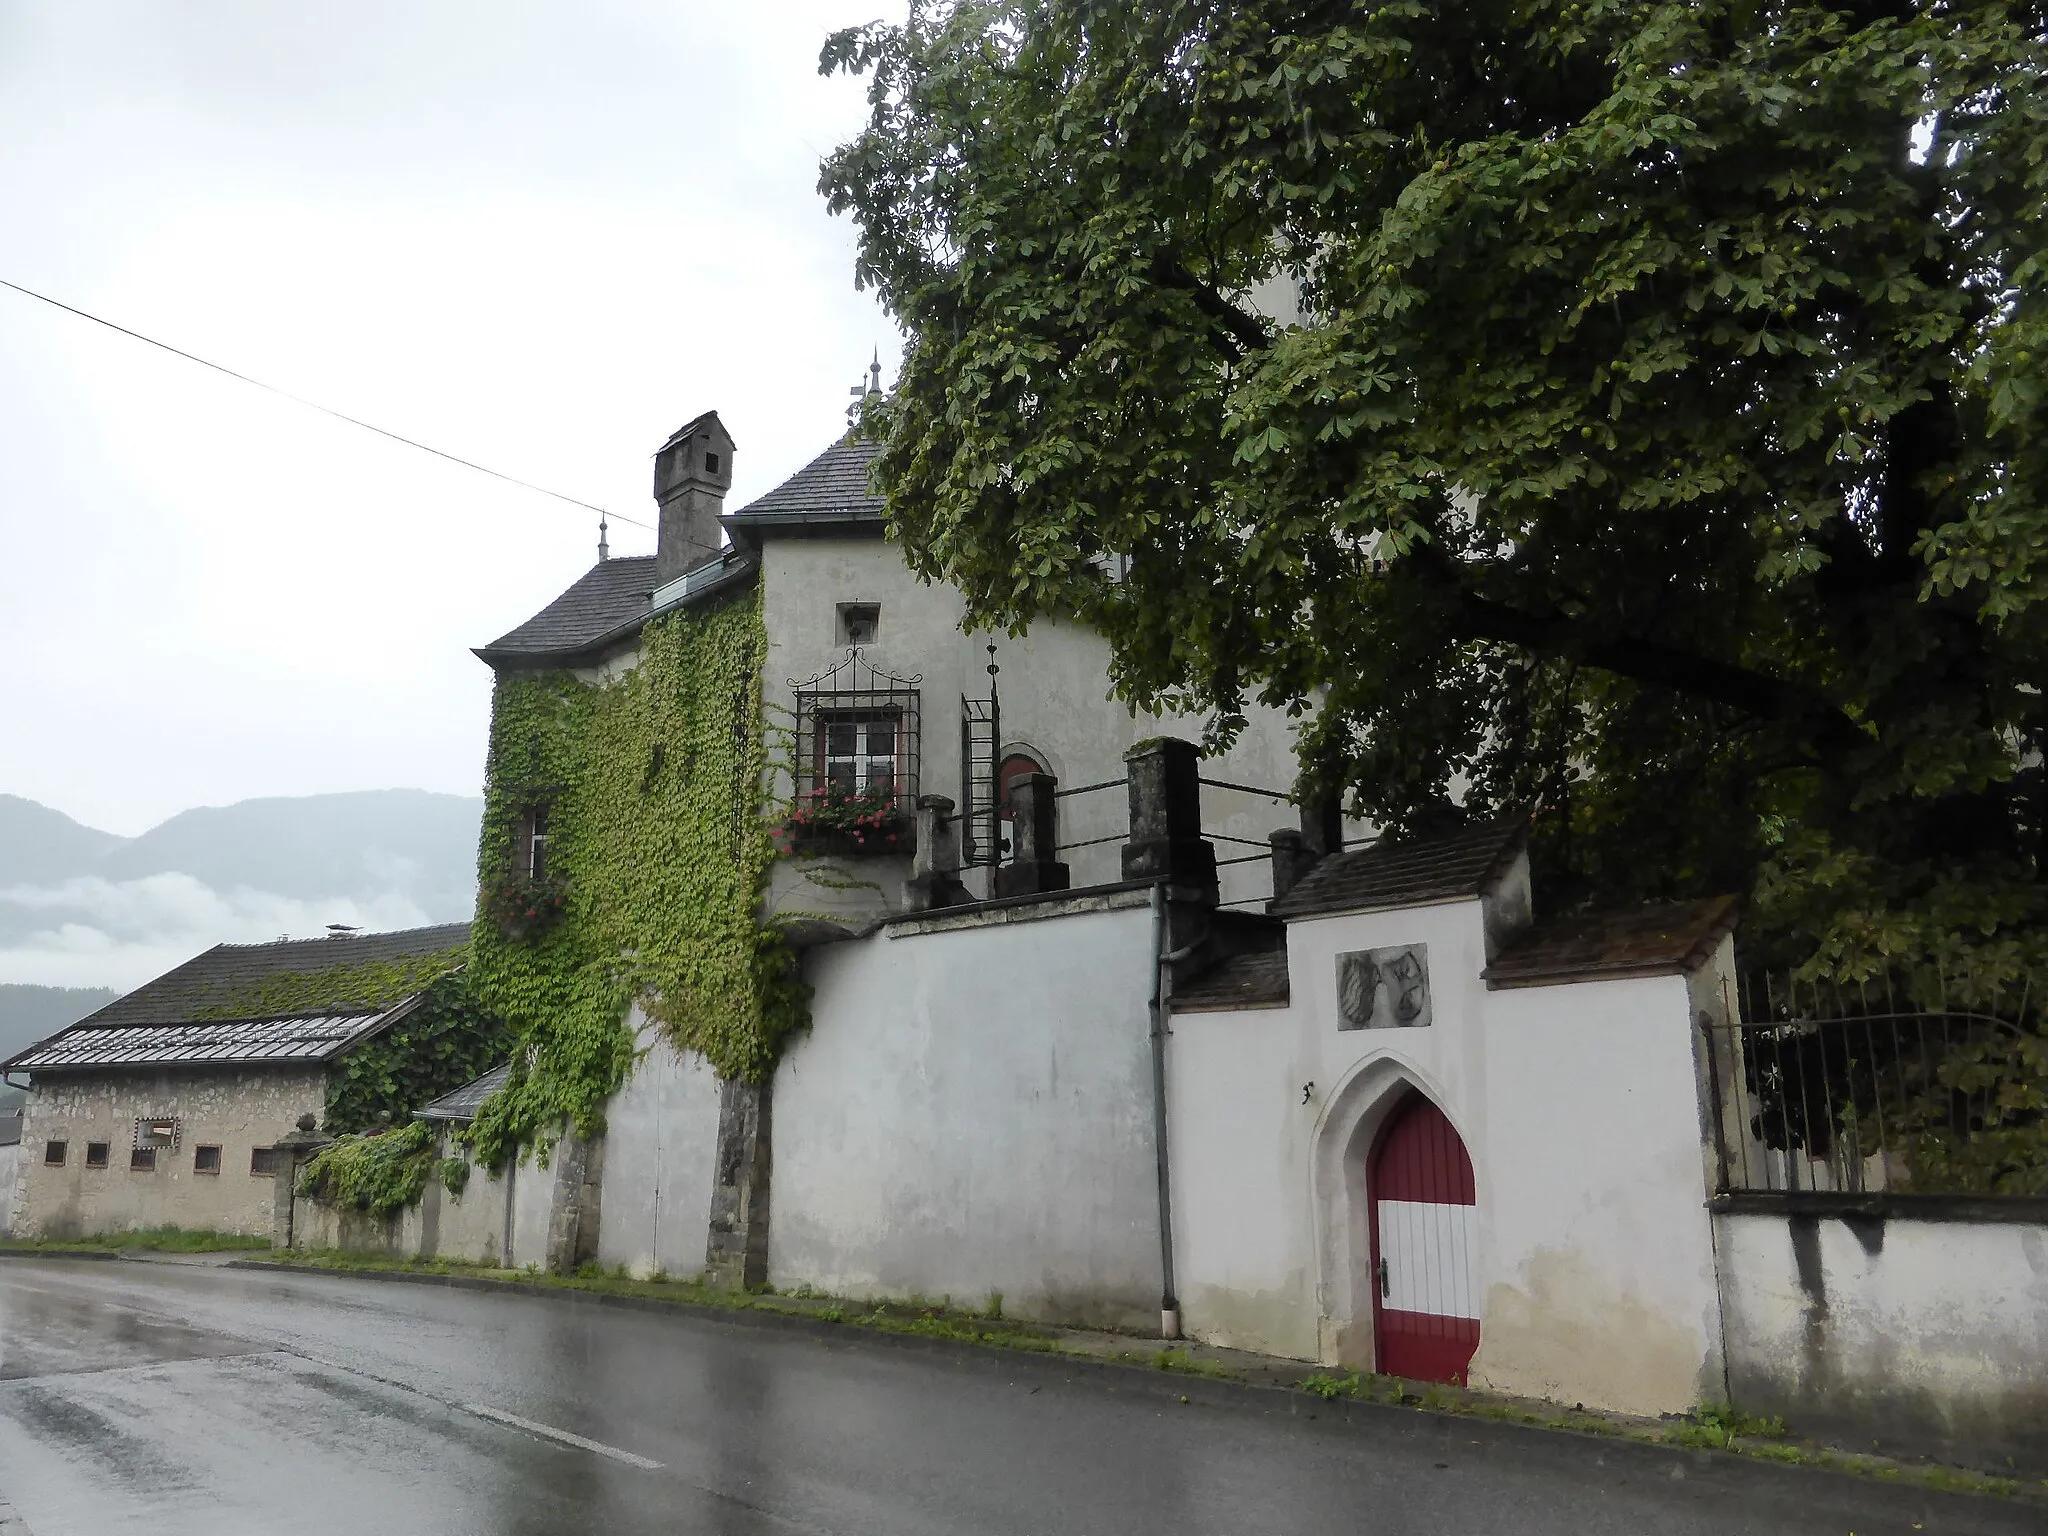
[{"left": 69, "top": 924, "right": 471, "bottom": 1027}]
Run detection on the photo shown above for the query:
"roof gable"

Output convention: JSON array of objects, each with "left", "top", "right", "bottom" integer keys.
[
  {"left": 1272, "top": 819, "right": 1528, "bottom": 921},
  {"left": 724, "top": 435, "right": 885, "bottom": 528}
]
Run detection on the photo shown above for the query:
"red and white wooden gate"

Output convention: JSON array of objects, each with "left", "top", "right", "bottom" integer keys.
[{"left": 1367, "top": 1094, "right": 1481, "bottom": 1384}]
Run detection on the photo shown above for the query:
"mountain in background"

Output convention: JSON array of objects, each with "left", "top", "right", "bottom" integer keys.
[
  {"left": 0, "top": 796, "right": 126, "bottom": 886},
  {"left": 0, "top": 789, "right": 483, "bottom": 994},
  {"left": 0, "top": 984, "right": 119, "bottom": 1108}
]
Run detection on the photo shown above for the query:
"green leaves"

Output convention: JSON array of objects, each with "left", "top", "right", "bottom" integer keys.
[
  {"left": 465, "top": 591, "right": 803, "bottom": 1170},
  {"left": 822, "top": 0, "right": 2048, "bottom": 983},
  {"left": 323, "top": 973, "right": 511, "bottom": 1138}
]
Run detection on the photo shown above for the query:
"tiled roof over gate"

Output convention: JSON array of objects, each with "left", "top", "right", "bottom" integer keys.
[
  {"left": 1270, "top": 819, "right": 1528, "bottom": 921},
  {"left": 1482, "top": 896, "right": 1740, "bottom": 988}
]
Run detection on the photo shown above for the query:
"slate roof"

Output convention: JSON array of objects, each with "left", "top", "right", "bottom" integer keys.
[
  {"left": 0, "top": 924, "right": 469, "bottom": 1073},
  {"left": 476, "top": 432, "right": 882, "bottom": 666},
  {"left": 1175, "top": 949, "right": 1292, "bottom": 1012},
  {"left": 1270, "top": 819, "right": 1528, "bottom": 921},
  {"left": 476, "top": 555, "right": 658, "bottom": 662},
  {"left": 415, "top": 1061, "right": 511, "bottom": 1122},
  {"left": 1483, "top": 896, "right": 1740, "bottom": 989},
  {"left": 724, "top": 435, "right": 885, "bottom": 527}
]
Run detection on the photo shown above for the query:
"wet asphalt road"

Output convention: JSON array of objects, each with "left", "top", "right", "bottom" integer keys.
[{"left": 0, "top": 1260, "right": 2033, "bottom": 1536}]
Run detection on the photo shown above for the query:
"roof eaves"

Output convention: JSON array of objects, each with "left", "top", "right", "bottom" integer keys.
[{"left": 475, "top": 560, "right": 759, "bottom": 669}]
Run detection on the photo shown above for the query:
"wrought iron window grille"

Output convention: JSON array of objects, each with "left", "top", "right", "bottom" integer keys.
[{"left": 789, "top": 648, "right": 923, "bottom": 818}]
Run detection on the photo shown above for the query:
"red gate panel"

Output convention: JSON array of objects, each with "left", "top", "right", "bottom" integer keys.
[{"left": 1368, "top": 1094, "right": 1480, "bottom": 1384}]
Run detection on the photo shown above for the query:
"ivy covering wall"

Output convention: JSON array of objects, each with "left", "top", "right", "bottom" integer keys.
[
  {"left": 322, "top": 973, "right": 512, "bottom": 1136},
  {"left": 465, "top": 588, "right": 807, "bottom": 1168}
]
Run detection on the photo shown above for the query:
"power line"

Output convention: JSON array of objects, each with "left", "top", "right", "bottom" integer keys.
[{"left": 0, "top": 274, "right": 650, "bottom": 530}]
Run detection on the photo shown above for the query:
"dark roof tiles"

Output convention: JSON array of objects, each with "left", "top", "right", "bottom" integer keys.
[
  {"left": 1483, "top": 896, "right": 1740, "bottom": 989},
  {"left": 71, "top": 923, "right": 470, "bottom": 1030},
  {"left": 478, "top": 556, "right": 657, "bottom": 660},
  {"left": 1, "top": 924, "right": 470, "bottom": 1072},
  {"left": 1175, "top": 949, "right": 1291, "bottom": 1011},
  {"left": 725, "top": 436, "right": 884, "bottom": 524},
  {"left": 1271, "top": 819, "right": 1528, "bottom": 921}
]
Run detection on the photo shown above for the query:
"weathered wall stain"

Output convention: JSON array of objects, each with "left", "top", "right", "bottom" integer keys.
[{"left": 1469, "top": 1247, "right": 1713, "bottom": 1418}]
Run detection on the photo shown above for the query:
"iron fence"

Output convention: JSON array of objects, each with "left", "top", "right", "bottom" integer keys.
[{"left": 1703, "top": 970, "right": 2047, "bottom": 1198}]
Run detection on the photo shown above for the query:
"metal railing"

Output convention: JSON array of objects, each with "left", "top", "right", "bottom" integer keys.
[
  {"left": 1052, "top": 777, "right": 1127, "bottom": 856},
  {"left": 1703, "top": 970, "right": 2047, "bottom": 1198}
]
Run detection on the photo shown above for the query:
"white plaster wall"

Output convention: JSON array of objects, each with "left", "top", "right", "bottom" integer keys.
[
  {"left": 1169, "top": 897, "right": 1723, "bottom": 1417},
  {"left": 508, "top": 1141, "right": 558, "bottom": 1269},
  {"left": 1717, "top": 1212, "right": 2048, "bottom": 1469},
  {"left": 424, "top": 1127, "right": 514, "bottom": 1266},
  {"left": 771, "top": 898, "right": 1163, "bottom": 1327},
  {"left": 759, "top": 539, "right": 1366, "bottom": 905},
  {"left": 1474, "top": 975, "right": 1723, "bottom": 1414},
  {"left": 597, "top": 1016, "right": 724, "bottom": 1279},
  {"left": 0, "top": 1143, "right": 18, "bottom": 1236},
  {"left": 293, "top": 1193, "right": 421, "bottom": 1257}
]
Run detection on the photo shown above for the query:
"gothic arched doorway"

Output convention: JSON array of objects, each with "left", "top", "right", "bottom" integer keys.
[{"left": 1367, "top": 1092, "right": 1481, "bottom": 1384}]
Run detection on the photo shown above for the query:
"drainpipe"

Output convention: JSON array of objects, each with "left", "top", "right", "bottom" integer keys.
[{"left": 1148, "top": 881, "right": 1202, "bottom": 1341}]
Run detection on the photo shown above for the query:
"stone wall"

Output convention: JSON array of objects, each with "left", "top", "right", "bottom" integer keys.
[
  {"left": 291, "top": 1128, "right": 561, "bottom": 1269},
  {"left": 0, "top": 1141, "right": 18, "bottom": 1237},
  {"left": 11, "top": 1066, "right": 325, "bottom": 1240}
]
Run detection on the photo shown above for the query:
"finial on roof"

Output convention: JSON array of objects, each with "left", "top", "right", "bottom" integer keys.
[
  {"left": 598, "top": 512, "right": 610, "bottom": 562},
  {"left": 869, "top": 348, "right": 882, "bottom": 395}
]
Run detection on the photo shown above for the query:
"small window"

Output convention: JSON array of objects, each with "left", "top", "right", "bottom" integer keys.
[
  {"left": 85, "top": 1142, "right": 110, "bottom": 1169},
  {"left": 838, "top": 603, "right": 881, "bottom": 647},
  {"left": 515, "top": 804, "right": 551, "bottom": 882},
  {"left": 704, "top": 450, "right": 721, "bottom": 474},
  {"left": 250, "top": 1148, "right": 280, "bottom": 1177},
  {"left": 130, "top": 1147, "right": 157, "bottom": 1172},
  {"left": 43, "top": 1140, "right": 66, "bottom": 1167},
  {"left": 193, "top": 1144, "right": 222, "bottom": 1175},
  {"left": 821, "top": 710, "right": 899, "bottom": 796}
]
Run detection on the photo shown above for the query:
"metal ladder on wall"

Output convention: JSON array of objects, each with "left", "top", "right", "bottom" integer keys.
[{"left": 959, "top": 645, "right": 1001, "bottom": 868}]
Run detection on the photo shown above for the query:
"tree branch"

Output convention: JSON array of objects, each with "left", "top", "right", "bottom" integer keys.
[
  {"left": 1408, "top": 549, "right": 1864, "bottom": 753},
  {"left": 1147, "top": 256, "right": 1272, "bottom": 360}
]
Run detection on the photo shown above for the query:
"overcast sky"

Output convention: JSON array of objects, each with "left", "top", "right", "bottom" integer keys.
[{"left": 0, "top": 1, "right": 903, "bottom": 837}]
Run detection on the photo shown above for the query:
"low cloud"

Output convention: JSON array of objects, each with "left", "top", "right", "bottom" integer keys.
[{"left": 0, "top": 873, "right": 441, "bottom": 990}]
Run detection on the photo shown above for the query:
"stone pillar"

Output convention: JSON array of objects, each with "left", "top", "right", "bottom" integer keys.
[
  {"left": 544, "top": 1130, "right": 605, "bottom": 1275},
  {"left": 1269, "top": 828, "right": 1316, "bottom": 901},
  {"left": 705, "top": 1077, "right": 772, "bottom": 1290},
  {"left": 1299, "top": 795, "right": 1345, "bottom": 861},
  {"left": 906, "top": 795, "right": 972, "bottom": 912},
  {"left": 994, "top": 774, "right": 1070, "bottom": 898},
  {"left": 1121, "top": 738, "right": 1217, "bottom": 905},
  {"left": 268, "top": 1114, "right": 331, "bottom": 1251}
]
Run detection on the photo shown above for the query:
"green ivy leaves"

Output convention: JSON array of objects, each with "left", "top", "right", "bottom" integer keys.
[{"left": 465, "top": 590, "right": 810, "bottom": 1169}]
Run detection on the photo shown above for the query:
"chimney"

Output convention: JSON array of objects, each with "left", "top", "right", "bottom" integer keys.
[{"left": 653, "top": 410, "right": 736, "bottom": 582}]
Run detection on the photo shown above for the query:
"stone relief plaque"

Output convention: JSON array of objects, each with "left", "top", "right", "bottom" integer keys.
[{"left": 1335, "top": 945, "right": 1431, "bottom": 1031}]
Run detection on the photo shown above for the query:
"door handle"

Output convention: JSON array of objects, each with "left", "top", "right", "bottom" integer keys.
[{"left": 1378, "top": 1257, "right": 1390, "bottom": 1299}]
